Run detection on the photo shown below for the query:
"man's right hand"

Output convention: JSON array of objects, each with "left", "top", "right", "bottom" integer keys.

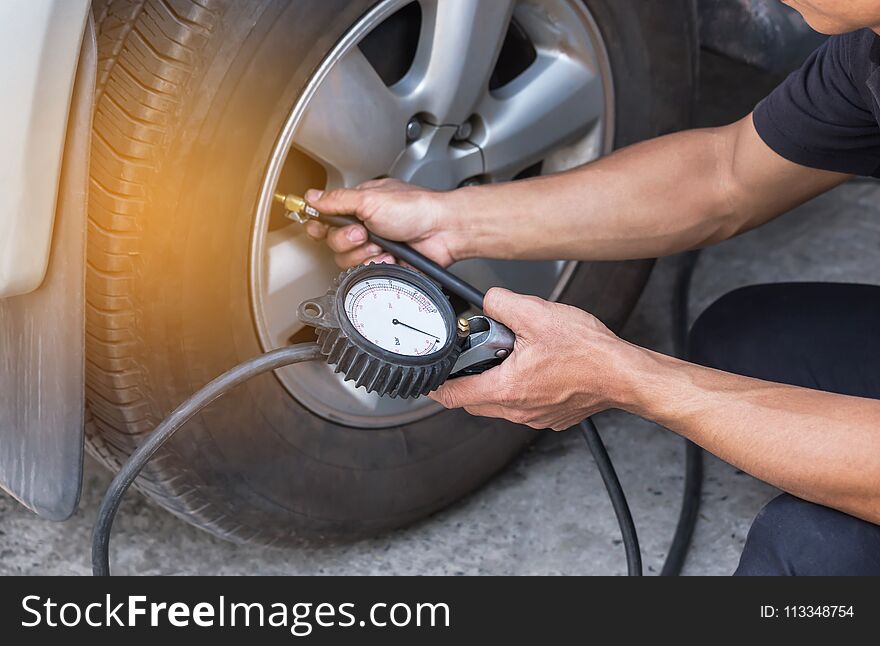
[{"left": 304, "top": 178, "right": 463, "bottom": 269}]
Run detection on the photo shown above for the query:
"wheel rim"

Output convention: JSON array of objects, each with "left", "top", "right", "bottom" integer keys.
[{"left": 251, "top": 0, "right": 614, "bottom": 429}]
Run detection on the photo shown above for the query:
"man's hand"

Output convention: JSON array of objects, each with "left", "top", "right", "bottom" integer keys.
[
  {"left": 304, "top": 178, "right": 464, "bottom": 268},
  {"left": 431, "top": 288, "right": 638, "bottom": 431}
]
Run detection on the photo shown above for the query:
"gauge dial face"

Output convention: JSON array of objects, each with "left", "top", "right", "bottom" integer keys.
[{"left": 343, "top": 277, "right": 449, "bottom": 357}]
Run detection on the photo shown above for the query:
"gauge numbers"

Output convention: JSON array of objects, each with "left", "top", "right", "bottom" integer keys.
[{"left": 344, "top": 277, "right": 449, "bottom": 356}]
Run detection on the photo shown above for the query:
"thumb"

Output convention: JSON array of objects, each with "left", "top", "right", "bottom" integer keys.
[
  {"left": 483, "top": 287, "right": 545, "bottom": 336},
  {"left": 429, "top": 375, "right": 486, "bottom": 409},
  {"left": 306, "top": 187, "right": 366, "bottom": 220}
]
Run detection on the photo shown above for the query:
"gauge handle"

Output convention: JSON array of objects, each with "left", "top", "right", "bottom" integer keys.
[
  {"left": 450, "top": 315, "right": 515, "bottom": 377},
  {"left": 317, "top": 213, "right": 486, "bottom": 310}
]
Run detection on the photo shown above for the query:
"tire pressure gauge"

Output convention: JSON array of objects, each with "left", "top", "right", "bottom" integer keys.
[{"left": 297, "top": 264, "right": 514, "bottom": 399}]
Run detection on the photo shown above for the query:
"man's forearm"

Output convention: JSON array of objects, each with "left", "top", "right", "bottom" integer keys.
[
  {"left": 615, "top": 346, "right": 880, "bottom": 524},
  {"left": 444, "top": 116, "right": 848, "bottom": 263},
  {"left": 448, "top": 128, "right": 734, "bottom": 261}
]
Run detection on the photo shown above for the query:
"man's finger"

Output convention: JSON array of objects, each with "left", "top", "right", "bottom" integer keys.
[
  {"left": 462, "top": 404, "right": 510, "bottom": 420},
  {"left": 306, "top": 187, "right": 365, "bottom": 217},
  {"left": 483, "top": 287, "right": 548, "bottom": 336},
  {"left": 326, "top": 224, "right": 368, "bottom": 253},
  {"left": 304, "top": 188, "right": 324, "bottom": 203},
  {"left": 304, "top": 221, "right": 328, "bottom": 241},
  {"left": 334, "top": 245, "right": 386, "bottom": 269},
  {"left": 429, "top": 375, "right": 495, "bottom": 409},
  {"left": 366, "top": 254, "right": 396, "bottom": 266}
]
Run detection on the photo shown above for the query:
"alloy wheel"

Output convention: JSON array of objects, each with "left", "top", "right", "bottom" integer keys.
[{"left": 251, "top": 0, "right": 614, "bottom": 428}]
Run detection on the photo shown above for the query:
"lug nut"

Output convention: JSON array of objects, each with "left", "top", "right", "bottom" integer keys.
[
  {"left": 406, "top": 117, "right": 423, "bottom": 142},
  {"left": 454, "top": 120, "right": 473, "bottom": 141}
]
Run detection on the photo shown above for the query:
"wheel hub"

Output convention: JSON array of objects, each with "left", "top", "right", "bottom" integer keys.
[
  {"left": 251, "top": 0, "right": 615, "bottom": 428},
  {"left": 391, "top": 124, "right": 482, "bottom": 190}
]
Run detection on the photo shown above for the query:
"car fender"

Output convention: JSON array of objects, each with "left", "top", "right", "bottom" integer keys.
[
  {"left": 0, "top": 3, "right": 94, "bottom": 520},
  {"left": 0, "top": 0, "right": 91, "bottom": 298}
]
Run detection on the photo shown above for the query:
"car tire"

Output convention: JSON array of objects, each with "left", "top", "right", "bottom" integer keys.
[{"left": 85, "top": 0, "right": 697, "bottom": 544}]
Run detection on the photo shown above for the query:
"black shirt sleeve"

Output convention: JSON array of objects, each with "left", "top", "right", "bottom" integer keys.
[{"left": 753, "top": 30, "right": 880, "bottom": 178}]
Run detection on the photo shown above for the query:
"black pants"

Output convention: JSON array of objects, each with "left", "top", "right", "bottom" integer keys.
[{"left": 688, "top": 283, "right": 880, "bottom": 575}]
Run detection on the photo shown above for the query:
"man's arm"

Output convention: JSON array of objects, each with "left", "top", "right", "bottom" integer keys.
[
  {"left": 624, "top": 349, "right": 880, "bottom": 525},
  {"left": 431, "top": 289, "right": 880, "bottom": 525},
  {"left": 307, "top": 114, "right": 850, "bottom": 266}
]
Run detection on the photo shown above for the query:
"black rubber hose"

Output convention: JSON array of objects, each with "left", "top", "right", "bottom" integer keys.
[
  {"left": 671, "top": 250, "right": 701, "bottom": 363},
  {"left": 92, "top": 344, "right": 324, "bottom": 576},
  {"left": 318, "top": 213, "right": 486, "bottom": 309},
  {"left": 660, "top": 249, "right": 704, "bottom": 576},
  {"left": 661, "top": 441, "right": 703, "bottom": 576},
  {"left": 579, "top": 418, "right": 642, "bottom": 576}
]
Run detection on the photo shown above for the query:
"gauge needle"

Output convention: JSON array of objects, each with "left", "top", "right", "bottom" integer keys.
[{"left": 392, "top": 318, "right": 440, "bottom": 342}]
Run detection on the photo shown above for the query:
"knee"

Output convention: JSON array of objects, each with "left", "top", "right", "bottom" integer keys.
[
  {"left": 735, "top": 494, "right": 880, "bottom": 575},
  {"left": 688, "top": 283, "right": 795, "bottom": 374},
  {"left": 688, "top": 286, "right": 759, "bottom": 370},
  {"left": 737, "top": 495, "right": 811, "bottom": 576}
]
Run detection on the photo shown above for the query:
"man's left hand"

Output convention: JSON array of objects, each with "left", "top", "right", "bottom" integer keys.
[{"left": 430, "top": 288, "right": 638, "bottom": 431}]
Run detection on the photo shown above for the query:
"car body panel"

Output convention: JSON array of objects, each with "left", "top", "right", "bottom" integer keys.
[
  {"left": 0, "top": 12, "right": 94, "bottom": 520},
  {"left": 0, "top": 0, "right": 90, "bottom": 299}
]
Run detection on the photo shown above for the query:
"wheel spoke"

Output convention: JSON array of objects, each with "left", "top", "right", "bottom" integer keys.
[
  {"left": 396, "top": 0, "right": 515, "bottom": 125},
  {"left": 263, "top": 229, "right": 339, "bottom": 343},
  {"left": 476, "top": 50, "right": 604, "bottom": 179},
  {"left": 294, "top": 48, "right": 408, "bottom": 187}
]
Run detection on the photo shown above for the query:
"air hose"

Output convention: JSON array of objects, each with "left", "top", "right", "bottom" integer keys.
[
  {"left": 579, "top": 418, "right": 642, "bottom": 575},
  {"left": 91, "top": 344, "right": 324, "bottom": 577},
  {"left": 91, "top": 224, "right": 701, "bottom": 577},
  {"left": 660, "top": 249, "right": 704, "bottom": 576}
]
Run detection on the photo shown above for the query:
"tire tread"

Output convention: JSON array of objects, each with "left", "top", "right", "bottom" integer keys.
[{"left": 86, "top": 0, "right": 263, "bottom": 545}]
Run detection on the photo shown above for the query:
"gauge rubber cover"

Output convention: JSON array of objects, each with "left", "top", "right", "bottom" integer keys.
[{"left": 298, "top": 264, "right": 464, "bottom": 399}]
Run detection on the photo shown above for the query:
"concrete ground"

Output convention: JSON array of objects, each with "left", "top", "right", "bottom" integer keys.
[{"left": 2, "top": 54, "right": 879, "bottom": 575}]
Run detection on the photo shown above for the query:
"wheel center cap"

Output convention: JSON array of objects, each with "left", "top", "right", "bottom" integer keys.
[{"left": 390, "top": 124, "right": 483, "bottom": 190}]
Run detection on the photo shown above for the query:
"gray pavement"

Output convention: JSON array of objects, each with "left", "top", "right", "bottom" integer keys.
[{"left": 2, "top": 53, "right": 879, "bottom": 575}]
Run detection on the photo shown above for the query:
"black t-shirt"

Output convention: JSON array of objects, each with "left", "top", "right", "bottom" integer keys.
[{"left": 753, "top": 29, "right": 880, "bottom": 178}]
